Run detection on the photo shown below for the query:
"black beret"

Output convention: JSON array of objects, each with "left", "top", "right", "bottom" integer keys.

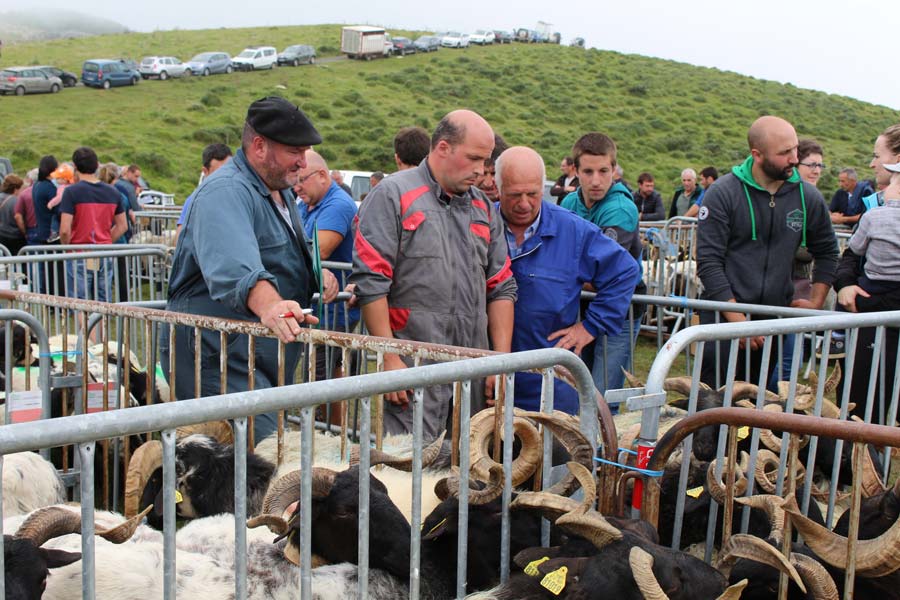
[{"left": 246, "top": 96, "right": 322, "bottom": 147}]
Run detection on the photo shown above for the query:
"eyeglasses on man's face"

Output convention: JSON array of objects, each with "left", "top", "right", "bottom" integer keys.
[
  {"left": 799, "top": 162, "right": 826, "bottom": 170},
  {"left": 296, "top": 169, "right": 324, "bottom": 186}
]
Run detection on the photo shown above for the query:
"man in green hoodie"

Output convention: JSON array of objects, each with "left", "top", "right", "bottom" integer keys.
[
  {"left": 696, "top": 116, "right": 838, "bottom": 388},
  {"left": 561, "top": 132, "right": 645, "bottom": 395}
]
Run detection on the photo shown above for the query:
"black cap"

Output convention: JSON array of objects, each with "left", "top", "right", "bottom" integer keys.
[{"left": 246, "top": 96, "right": 322, "bottom": 147}]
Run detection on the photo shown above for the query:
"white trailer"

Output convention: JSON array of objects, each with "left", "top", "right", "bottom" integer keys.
[{"left": 341, "top": 26, "right": 389, "bottom": 60}]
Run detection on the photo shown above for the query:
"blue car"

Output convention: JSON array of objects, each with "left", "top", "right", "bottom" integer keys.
[
  {"left": 184, "top": 52, "right": 234, "bottom": 76},
  {"left": 81, "top": 59, "right": 141, "bottom": 89}
]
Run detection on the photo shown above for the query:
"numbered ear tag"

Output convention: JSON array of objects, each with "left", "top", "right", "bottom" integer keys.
[
  {"left": 686, "top": 486, "right": 704, "bottom": 498},
  {"left": 737, "top": 426, "right": 750, "bottom": 440},
  {"left": 174, "top": 490, "right": 183, "bottom": 504},
  {"left": 524, "top": 556, "right": 549, "bottom": 576},
  {"left": 540, "top": 566, "right": 568, "bottom": 595}
]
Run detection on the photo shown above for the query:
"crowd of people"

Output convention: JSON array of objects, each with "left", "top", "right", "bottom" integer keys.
[{"left": 4, "top": 94, "right": 898, "bottom": 442}]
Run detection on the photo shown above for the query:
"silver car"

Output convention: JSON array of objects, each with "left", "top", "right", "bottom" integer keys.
[
  {"left": 184, "top": 52, "right": 233, "bottom": 76},
  {"left": 0, "top": 67, "right": 63, "bottom": 96},
  {"left": 139, "top": 56, "right": 189, "bottom": 80}
]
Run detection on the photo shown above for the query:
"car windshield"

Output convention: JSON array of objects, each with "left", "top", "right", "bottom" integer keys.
[
  {"left": 237, "top": 50, "right": 256, "bottom": 58},
  {"left": 286, "top": 46, "right": 302, "bottom": 52},
  {"left": 141, "top": 58, "right": 155, "bottom": 64},
  {"left": 447, "top": 32, "right": 460, "bottom": 37},
  {"left": 191, "top": 53, "right": 214, "bottom": 61},
  {"left": 0, "top": 70, "right": 15, "bottom": 78},
  {"left": 83, "top": 63, "right": 99, "bottom": 73}
]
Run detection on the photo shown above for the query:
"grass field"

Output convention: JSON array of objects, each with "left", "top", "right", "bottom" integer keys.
[{"left": 1, "top": 24, "right": 898, "bottom": 201}]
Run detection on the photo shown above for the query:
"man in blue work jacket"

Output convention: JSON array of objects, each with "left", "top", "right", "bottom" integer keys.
[
  {"left": 163, "top": 96, "right": 339, "bottom": 443},
  {"left": 497, "top": 146, "right": 640, "bottom": 413}
]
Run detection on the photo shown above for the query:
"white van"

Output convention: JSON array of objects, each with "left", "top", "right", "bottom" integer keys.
[{"left": 231, "top": 46, "right": 277, "bottom": 71}]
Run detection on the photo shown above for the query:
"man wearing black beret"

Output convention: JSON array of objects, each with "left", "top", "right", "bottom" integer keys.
[{"left": 162, "top": 96, "right": 339, "bottom": 443}]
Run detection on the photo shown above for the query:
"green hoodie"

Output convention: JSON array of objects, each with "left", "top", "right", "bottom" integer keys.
[{"left": 731, "top": 155, "right": 806, "bottom": 245}]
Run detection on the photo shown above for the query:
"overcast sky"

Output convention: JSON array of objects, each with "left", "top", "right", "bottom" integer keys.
[{"left": 8, "top": 0, "right": 900, "bottom": 110}]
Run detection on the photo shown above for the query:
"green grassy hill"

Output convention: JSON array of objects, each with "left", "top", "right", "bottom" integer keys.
[{"left": 1, "top": 24, "right": 897, "bottom": 201}]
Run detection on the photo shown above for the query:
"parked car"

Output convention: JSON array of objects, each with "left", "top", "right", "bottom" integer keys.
[
  {"left": 82, "top": 59, "right": 140, "bottom": 89},
  {"left": 34, "top": 66, "right": 77, "bottom": 87},
  {"left": 139, "top": 56, "right": 190, "bottom": 80},
  {"left": 493, "top": 30, "right": 513, "bottom": 44},
  {"left": 441, "top": 32, "right": 469, "bottom": 48},
  {"left": 391, "top": 37, "right": 416, "bottom": 56},
  {"left": 338, "top": 170, "right": 374, "bottom": 205},
  {"left": 185, "top": 52, "right": 233, "bottom": 76},
  {"left": 231, "top": 46, "right": 277, "bottom": 71},
  {"left": 469, "top": 30, "right": 495, "bottom": 45},
  {"left": 413, "top": 35, "right": 440, "bottom": 53},
  {"left": 570, "top": 37, "right": 585, "bottom": 48},
  {"left": 277, "top": 44, "right": 316, "bottom": 66},
  {"left": 0, "top": 67, "right": 63, "bottom": 95}
]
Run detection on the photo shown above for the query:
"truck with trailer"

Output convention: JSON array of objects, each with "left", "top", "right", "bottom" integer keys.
[{"left": 341, "top": 26, "right": 391, "bottom": 60}]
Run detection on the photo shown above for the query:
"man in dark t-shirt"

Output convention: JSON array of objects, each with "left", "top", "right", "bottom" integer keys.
[{"left": 59, "top": 147, "right": 127, "bottom": 301}]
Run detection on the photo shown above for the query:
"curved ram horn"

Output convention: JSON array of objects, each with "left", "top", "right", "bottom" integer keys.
[
  {"left": 622, "top": 368, "right": 644, "bottom": 389},
  {"left": 791, "top": 554, "right": 838, "bottom": 600},
  {"left": 350, "top": 431, "right": 446, "bottom": 471},
  {"left": 706, "top": 457, "right": 748, "bottom": 505},
  {"left": 124, "top": 439, "right": 163, "bottom": 518},
  {"left": 554, "top": 462, "right": 622, "bottom": 550},
  {"left": 663, "top": 376, "right": 707, "bottom": 397},
  {"left": 509, "top": 491, "right": 581, "bottom": 522},
  {"left": 261, "top": 468, "right": 337, "bottom": 519},
  {"left": 782, "top": 491, "right": 900, "bottom": 577},
  {"left": 716, "top": 533, "right": 806, "bottom": 593},
  {"left": 855, "top": 442, "right": 887, "bottom": 498},
  {"left": 521, "top": 411, "right": 594, "bottom": 497},
  {"left": 734, "top": 495, "right": 786, "bottom": 546},
  {"left": 716, "top": 579, "right": 748, "bottom": 600},
  {"left": 469, "top": 408, "right": 542, "bottom": 488},
  {"left": 15, "top": 504, "right": 153, "bottom": 547},
  {"left": 753, "top": 449, "right": 805, "bottom": 495},
  {"left": 628, "top": 546, "right": 668, "bottom": 600},
  {"left": 247, "top": 514, "right": 289, "bottom": 535},
  {"left": 175, "top": 420, "right": 234, "bottom": 444},
  {"left": 729, "top": 382, "right": 780, "bottom": 404},
  {"left": 823, "top": 362, "right": 841, "bottom": 395},
  {"left": 440, "top": 463, "right": 506, "bottom": 505}
]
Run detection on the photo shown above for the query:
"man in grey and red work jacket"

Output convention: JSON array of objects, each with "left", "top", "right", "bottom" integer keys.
[{"left": 351, "top": 109, "right": 517, "bottom": 438}]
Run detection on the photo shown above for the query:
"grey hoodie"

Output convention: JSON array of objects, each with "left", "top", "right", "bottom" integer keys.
[{"left": 697, "top": 156, "right": 838, "bottom": 307}]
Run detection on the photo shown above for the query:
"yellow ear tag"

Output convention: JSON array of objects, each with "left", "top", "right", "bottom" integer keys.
[
  {"left": 540, "top": 566, "right": 567, "bottom": 595},
  {"left": 737, "top": 426, "right": 750, "bottom": 440},
  {"left": 524, "top": 556, "right": 550, "bottom": 577},
  {"left": 174, "top": 490, "right": 183, "bottom": 504},
  {"left": 424, "top": 517, "right": 446, "bottom": 537},
  {"left": 686, "top": 486, "right": 704, "bottom": 498}
]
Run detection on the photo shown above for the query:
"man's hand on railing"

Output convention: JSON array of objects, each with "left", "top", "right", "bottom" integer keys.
[{"left": 321, "top": 269, "right": 339, "bottom": 303}]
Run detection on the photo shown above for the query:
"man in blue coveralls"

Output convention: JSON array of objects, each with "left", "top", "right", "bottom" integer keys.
[
  {"left": 497, "top": 146, "right": 639, "bottom": 413},
  {"left": 163, "top": 96, "right": 338, "bottom": 442}
]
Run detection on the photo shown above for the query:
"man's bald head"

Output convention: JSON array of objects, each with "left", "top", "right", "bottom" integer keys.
[
  {"left": 428, "top": 109, "right": 495, "bottom": 195},
  {"left": 294, "top": 149, "right": 332, "bottom": 206},
  {"left": 496, "top": 146, "right": 546, "bottom": 230},
  {"left": 495, "top": 146, "right": 546, "bottom": 194},
  {"left": 304, "top": 150, "right": 328, "bottom": 173},
  {"left": 748, "top": 116, "right": 797, "bottom": 154},
  {"left": 748, "top": 116, "right": 800, "bottom": 183},
  {"left": 431, "top": 109, "right": 494, "bottom": 150}
]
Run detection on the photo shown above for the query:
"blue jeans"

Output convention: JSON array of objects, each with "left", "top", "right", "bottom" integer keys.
[
  {"left": 769, "top": 333, "right": 799, "bottom": 390},
  {"left": 592, "top": 316, "right": 641, "bottom": 397},
  {"left": 66, "top": 257, "right": 114, "bottom": 301}
]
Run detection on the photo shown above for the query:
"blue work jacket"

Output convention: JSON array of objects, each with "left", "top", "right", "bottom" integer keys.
[{"left": 506, "top": 202, "right": 639, "bottom": 413}]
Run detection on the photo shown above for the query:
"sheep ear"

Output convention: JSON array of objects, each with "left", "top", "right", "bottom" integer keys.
[{"left": 43, "top": 548, "right": 82, "bottom": 568}]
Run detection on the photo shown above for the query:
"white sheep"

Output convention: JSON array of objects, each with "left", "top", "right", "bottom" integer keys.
[{"left": 2, "top": 451, "right": 65, "bottom": 517}]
